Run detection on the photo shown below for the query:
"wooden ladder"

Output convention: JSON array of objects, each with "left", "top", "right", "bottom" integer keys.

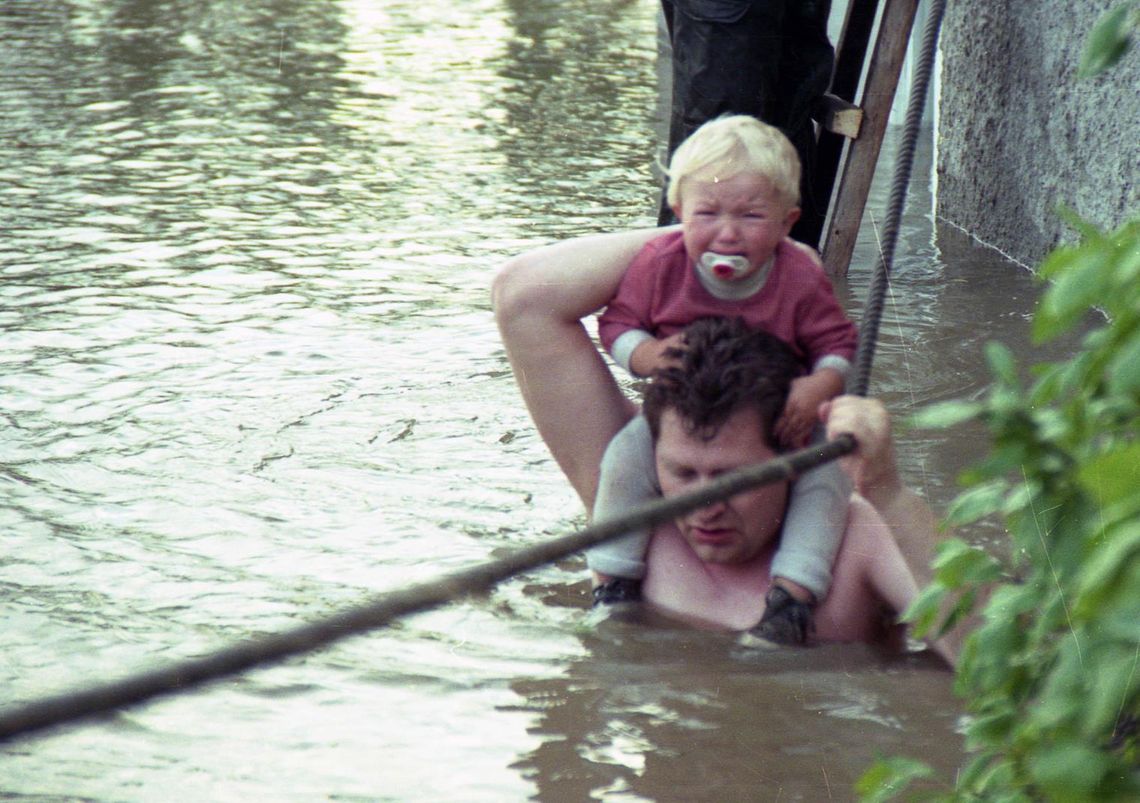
[{"left": 805, "top": 0, "right": 921, "bottom": 277}]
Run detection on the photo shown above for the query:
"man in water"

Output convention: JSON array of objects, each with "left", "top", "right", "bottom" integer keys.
[{"left": 633, "top": 317, "right": 950, "bottom": 659}]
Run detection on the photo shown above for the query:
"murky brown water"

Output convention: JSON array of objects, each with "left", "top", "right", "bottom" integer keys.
[{"left": 1, "top": 1, "right": 1077, "bottom": 800}]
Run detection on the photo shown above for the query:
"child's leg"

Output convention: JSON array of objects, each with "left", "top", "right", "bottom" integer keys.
[
  {"left": 585, "top": 415, "right": 659, "bottom": 581},
  {"left": 749, "top": 428, "right": 852, "bottom": 644},
  {"left": 770, "top": 426, "right": 853, "bottom": 602}
]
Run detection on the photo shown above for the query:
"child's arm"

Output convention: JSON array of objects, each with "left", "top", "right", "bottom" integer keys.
[
  {"left": 596, "top": 238, "right": 666, "bottom": 373},
  {"left": 776, "top": 249, "right": 858, "bottom": 447},
  {"left": 789, "top": 245, "right": 860, "bottom": 368},
  {"left": 775, "top": 366, "right": 844, "bottom": 448},
  {"left": 777, "top": 245, "right": 858, "bottom": 447}
]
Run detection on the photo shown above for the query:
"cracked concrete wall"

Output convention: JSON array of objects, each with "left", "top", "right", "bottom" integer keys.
[{"left": 936, "top": 1, "right": 1139, "bottom": 266}]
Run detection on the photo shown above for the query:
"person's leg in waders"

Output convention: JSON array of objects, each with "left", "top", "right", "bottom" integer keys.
[
  {"left": 657, "top": 0, "right": 834, "bottom": 247},
  {"left": 772, "top": 0, "right": 835, "bottom": 246}
]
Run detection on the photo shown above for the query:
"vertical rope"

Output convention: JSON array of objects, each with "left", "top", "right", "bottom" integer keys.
[{"left": 850, "top": 0, "right": 948, "bottom": 397}]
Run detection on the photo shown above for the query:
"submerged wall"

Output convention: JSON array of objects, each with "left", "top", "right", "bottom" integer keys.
[{"left": 936, "top": 2, "right": 1139, "bottom": 267}]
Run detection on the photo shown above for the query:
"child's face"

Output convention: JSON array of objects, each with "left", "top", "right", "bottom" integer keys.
[{"left": 675, "top": 171, "right": 800, "bottom": 279}]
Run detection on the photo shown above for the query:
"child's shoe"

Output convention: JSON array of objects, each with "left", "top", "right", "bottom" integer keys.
[
  {"left": 591, "top": 577, "right": 642, "bottom": 606},
  {"left": 749, "top": 585, "right": 815, "bottom": 645}
]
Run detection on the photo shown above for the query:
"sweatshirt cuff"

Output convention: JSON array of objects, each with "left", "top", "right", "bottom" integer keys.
[
  {"left": 813, "top": 355, "right": 851, "bottom": 384},
  {"left": 610, "top": 330, "right": 655, "bottom": 375}
]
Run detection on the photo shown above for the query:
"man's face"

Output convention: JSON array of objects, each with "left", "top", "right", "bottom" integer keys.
[{"left": 654, "top": 406, "right": 789, "bottom": 565}]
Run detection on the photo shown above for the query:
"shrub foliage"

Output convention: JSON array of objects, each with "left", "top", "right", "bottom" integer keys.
[
  {"left": 859, "top": 10, "right": 1138, "bottom": 800},
  {"left": 882, "top": 215, "right": 1139, "bottom": 801}
]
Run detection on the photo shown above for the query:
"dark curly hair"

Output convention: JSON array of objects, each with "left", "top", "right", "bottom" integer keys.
[{"left": 642, "top": 317, "right": 802, "bottom": 446}]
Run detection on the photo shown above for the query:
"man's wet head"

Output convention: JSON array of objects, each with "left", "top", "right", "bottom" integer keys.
[{"left": 643, "top": 318, "right": 802, "bottom": 564}]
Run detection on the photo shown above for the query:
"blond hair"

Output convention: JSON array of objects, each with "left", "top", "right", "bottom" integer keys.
[{"left": 665, "top": 115, "right": 801, "bottom": 211}]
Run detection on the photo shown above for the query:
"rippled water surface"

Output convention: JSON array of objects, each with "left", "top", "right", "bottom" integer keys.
[{"left": 1, "top": 1, "right": 1074, "bottom": 800}]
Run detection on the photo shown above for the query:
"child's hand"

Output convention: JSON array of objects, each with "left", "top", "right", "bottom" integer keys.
[
  {"left": 629, "top": 332, "right": 687, "bottom": 378},
  {"left": 774, "top": 370, "right": 843, "bottom": 448},
  {"left": 775, "top": 383, "right": 818, "bottom": 448}
]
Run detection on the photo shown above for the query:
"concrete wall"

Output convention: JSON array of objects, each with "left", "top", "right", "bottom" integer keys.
[{"left": 935, "top": 1, "right": 1139, "bottom": 267}]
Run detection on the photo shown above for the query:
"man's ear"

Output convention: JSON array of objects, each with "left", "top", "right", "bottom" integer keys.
[{"left": 671, "top": 203, "right": 684, "bottom": 222}]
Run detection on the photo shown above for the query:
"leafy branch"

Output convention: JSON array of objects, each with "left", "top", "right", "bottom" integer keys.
[{"left": 861, "top": 214, "right": 1140, "bottom": 801}]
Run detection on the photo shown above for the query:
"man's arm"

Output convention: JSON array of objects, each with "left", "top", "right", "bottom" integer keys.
[
  {"left": 492, "top": 227, "right": 665, "bottom": 505},
  {"left": 820, "top": 396, "right": 959, "bottom": 663}
]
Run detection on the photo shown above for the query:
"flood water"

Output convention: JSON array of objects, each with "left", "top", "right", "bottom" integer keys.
[{"left": 1, "top": 1, "right": 1074, "bottom": 800}]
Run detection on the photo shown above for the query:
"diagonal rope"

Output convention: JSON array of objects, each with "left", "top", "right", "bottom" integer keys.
[
  {"left": 0, "top": 0, "right": 946, "bottom": 744},
  {"left": 0, "top": 436, "right": 852, "bottom": 742}
]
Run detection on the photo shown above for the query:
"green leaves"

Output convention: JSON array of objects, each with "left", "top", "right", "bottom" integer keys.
[
  {"left": 907, "top": 400, "right": 983, "bottom": 430},
  {"left": 861, "top": 213, "right": 1140, "bottom": 801},
  {"left": 1034, "top": 215, "right": 1140, "bottom": 346},
  {"left": 944, "top": 480, "right": 1007, "bottom": 527},
  {"left": 1078, "top": 443, "right": 1140, "bottom": 513},
  {"left": 1106, "top": 327, "right": 1140, "bottom": 395},
  {"left": 856, "top": 757, "right": 935, "bottom": 802},
  {"left": 1078, "top": 1, "right": 1138, "bottom": 79},
  {"left": 860, "top": 13, "right": 1140, "bottom": 792},
  {"left": 1028, "top": 744, "right": 1113, "bottom": 802}
]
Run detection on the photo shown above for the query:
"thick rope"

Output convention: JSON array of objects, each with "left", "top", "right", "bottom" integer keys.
[
  {"left": 0, "top": 435, "right": 853, "bottom": 742},
  {"left": 0, "top": 0, "right": 946, "bottom": 743},
  {"left": 850, "top": 0, "right": 947, "bottom": 396}
]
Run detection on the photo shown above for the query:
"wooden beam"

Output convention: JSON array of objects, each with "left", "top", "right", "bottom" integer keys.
[
  {"left": 822, "top": 0, "right": 919, "bottom": 277},
  {"left": 800, "top": 0, "right": 881, "bottom": 250},
  {"left": 814, "top": 94, "right": 863, "bottom": 139}
]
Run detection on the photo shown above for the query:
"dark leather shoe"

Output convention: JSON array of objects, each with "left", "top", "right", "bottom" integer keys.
[
  {"left": 749, "top": 585, "right": 815, "bottom": 645},
  {"left": 591, "top": 577, "right": 642, "bottom": 607}
]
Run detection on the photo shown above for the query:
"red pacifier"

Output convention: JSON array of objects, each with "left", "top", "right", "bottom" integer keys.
[{"left": 699, "top": 252, "right": 752, "bottom": 280}]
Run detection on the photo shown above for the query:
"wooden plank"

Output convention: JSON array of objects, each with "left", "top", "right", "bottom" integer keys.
[
  {"left": 800, "top": 0, "right": 881, "bottom": 249},
  {"left": 814, "top": 94, "right": 863, "bottom": 139},
  {"left": 822, "top": 0, "right": 919, "bottom": 277}
]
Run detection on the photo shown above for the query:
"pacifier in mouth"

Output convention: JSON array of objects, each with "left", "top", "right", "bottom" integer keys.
[{"left": 699, "top": 252, "right": 752, "bottom": 280}]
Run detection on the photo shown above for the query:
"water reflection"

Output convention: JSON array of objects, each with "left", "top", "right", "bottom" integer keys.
[
  {"left": 491, "top": 0, "right": 661, "bottom": 225},
  {"left": 510, "top": 619, "right": 960, "bottom": 801}
]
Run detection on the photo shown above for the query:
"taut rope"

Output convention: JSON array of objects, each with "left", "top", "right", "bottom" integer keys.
[
  {"left": 0, "top": 0, "right": 946, "bottom": 743},
  {"left": 850, "top": 0, "right": 947, "bottom": 396}
]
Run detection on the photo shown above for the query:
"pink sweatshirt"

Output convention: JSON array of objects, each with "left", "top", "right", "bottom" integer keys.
[{"left": 597, "top": 230, "right": 857, "bottom": 373}]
